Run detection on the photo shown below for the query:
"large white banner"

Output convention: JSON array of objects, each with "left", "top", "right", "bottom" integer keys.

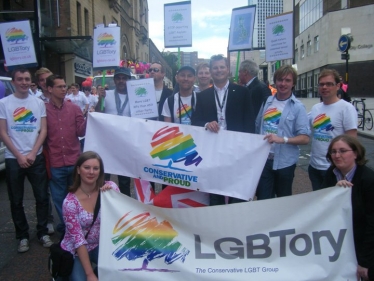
[
  {"left": 228, "top": 5, "right": 256, "bottom": 52},
  {"left": 84, "top": 113, "right": 270, "bottom": 200},
  {"left": 93, "top": 25, "right": 121, "bottom": 69},
  {"left": 0, "top": 20, "right": 37, "bottom": 69},
  {"left": 265, "top": 12, "right": 293, "bottom": 62},
  {"left": 164, "top": 1, "right": 192, "bottom": 48},
  {"left": 99, "top": 187, "right": 357, "bottom": 281}
]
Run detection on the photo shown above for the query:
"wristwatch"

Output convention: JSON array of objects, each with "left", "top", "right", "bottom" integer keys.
[{"left": 283, "top": 136, "right": 289, "bottom": 144}]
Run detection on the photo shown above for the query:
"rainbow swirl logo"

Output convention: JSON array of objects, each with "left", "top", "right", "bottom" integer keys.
[
  {"left": 5, "top": 28, "right": 28, "bottom": 44},
  {"left": 263, "top": 107, "right": 281, "bottom": 125},
  {"left": 112, "top": 212, "right": 189, "bottom": 272},
  {"left": 13, "top": 107, "right": 37, "bottom": 124},
  {"left": 149, "top": 126, "right": 203, "bottom": 172},
  {"left": 97, "top": 32, "right": 116, "bottom": 47},
  {"left": 313, "top": 113, "right": 335, "bottom": 132}
]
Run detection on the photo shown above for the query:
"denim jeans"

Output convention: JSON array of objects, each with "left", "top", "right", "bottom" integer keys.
[
  {"left": 104, "top": 173, "right": 131, "bottom": 197},
  {"left": 50, "top": 166, "right": 74, "bottom": 234},
  {"left": 308, "top": 165, "right": 327, "bottom": 191},
  {"left": 256, "top": 159, "right": 296, "bottom": 200},
  {"left": 5, "top": 154, "right": 49, "bottom": 240},
  {"left": 70, "top": 246, "right": 99, "bottom": 281}
]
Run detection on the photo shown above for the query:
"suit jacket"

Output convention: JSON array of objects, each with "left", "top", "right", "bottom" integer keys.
[
  {"left": 322, "top": 165, "right": 374, "bottom": 269},
  {"left": 246, "top": 77, "right": 271, "bottom": 119},
  {"left": 158, "top": 86, "right": 173, "bottom": 121},
  {"left": 191, "top": 82, "right": 255, "bottom": 133}
]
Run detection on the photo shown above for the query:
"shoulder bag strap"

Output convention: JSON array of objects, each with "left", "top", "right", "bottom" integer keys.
[{"left": 85, "top": 192, "right": 101, "bottom": 239}]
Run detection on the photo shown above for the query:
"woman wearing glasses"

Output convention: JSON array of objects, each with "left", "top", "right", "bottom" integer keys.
[{"left": 322, "top": 134, "right": 374, "bottom": 281}]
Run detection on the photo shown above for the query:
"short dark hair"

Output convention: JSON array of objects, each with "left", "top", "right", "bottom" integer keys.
[
  {"left": 11, "top": 67, "right": 31, "bottom": 81},
  {"left": 70, "top": 83, "right": 79, "bottom": 89},
  {"left": 326, "top": 134, "right": 367, "bottom": 166},
  {"left": 69, "top": 151, "right": 105, "bottom": 193},
  {"left": 210, "top": 54, "right": 228, "bottom": 69},
  {"left": 273, "top": 65, "right": 297, "bottom": 86},
  {"left": 46, "top": 75, "right": 65, "bottom": 88}
]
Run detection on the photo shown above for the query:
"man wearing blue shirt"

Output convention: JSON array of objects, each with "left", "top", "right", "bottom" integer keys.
[{"left": 255, "top": 65, "right": 310, "bottom": 200}]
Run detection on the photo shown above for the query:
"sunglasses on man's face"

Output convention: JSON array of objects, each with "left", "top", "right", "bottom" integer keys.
[{"left": 149, "top": 68, "right": 160, "bottom": 73}]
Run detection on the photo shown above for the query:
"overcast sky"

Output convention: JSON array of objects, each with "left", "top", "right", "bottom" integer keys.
[{"left": 148, "top": 0, "right": 248, "bottom": 59}]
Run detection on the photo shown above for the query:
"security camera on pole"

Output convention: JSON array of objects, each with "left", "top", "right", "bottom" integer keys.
[{"left": 338, "top": 34, "right": 352, "bottom": 92}]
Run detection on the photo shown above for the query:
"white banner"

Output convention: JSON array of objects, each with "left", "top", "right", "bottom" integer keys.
[
  {"left": 99, "top": 187, "right": 357, "bottom": 281},
  {"left": 84, "top": 113, "right": 270, "bottom": 200},
  {"left": 93, "top": 25, "right": 121, "bottom": 69},
  {"left": 265, "top": 12, "right": 293, "bottom": 62},
  {"left": 0, "top": 20, "right": 37, "bottom": 69},
  {"left": 164, "top": 1, "right": 192, "bottom": 48},
  {"left": 228, "top": 5, "right": 256, "bottom": 52},
  {"left": 127, "top": 78, "right": 158, "bottom": 119}
]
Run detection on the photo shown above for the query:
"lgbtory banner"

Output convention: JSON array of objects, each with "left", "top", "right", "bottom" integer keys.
[
  {"left": 85, "top": 112, "right": 270, "bottom": 200},
  {"left": 98, "top": 187, "right": 357, "bottom": 281}
]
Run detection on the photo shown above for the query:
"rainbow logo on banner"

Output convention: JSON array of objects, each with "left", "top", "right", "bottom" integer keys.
[
  {"left": 5, "top": 28, "right": 28, "bottom": 44},
  {"left": 313, "top": 113, "right": 335, "bottom": 132},
  {"left": 112, "top": 212, "right": 190, "bottom": 272},
  {"left": 149, "top": 126, "right": 203, "bottom": 172},
  {"left": 13, "top": 107, "right": 37, "bottom": 124},
  {"left": 264, "top": 107, "right": 281, "bottom": 125},
  {"left": 97, "top": 32, "right": 116, "bottom": 47}
]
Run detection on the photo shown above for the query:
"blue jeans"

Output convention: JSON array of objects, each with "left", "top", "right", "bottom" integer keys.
[
  {"left": 256, "top": 159, "right": 296, "bottom": 200},
  {"left": 5, "top": 154, "right": 49, "bottom": 240},
  {"left": 105, "top": 173, "right": 131, "bottom": 197},
  {"left": 50, "top": 166, "right": 74, "bottom": 234},
  {"left": 308, "top": 165, "right": 327, "bottom": 191},
  {"left": 70, "top": 246, "right": 99, "bottom": 281}
]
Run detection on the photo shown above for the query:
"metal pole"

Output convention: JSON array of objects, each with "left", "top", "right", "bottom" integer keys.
[
  {"left": 34, "top": 0, "right": 42, "bottom": 68},
  {"left": 235, "top": 51, "right": 241, "bottom": 83},
  {"left": 345, "top": 51, "right": 349, "bottom": 95}
]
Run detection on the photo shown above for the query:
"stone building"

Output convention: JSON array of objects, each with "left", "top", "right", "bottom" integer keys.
[{"left": 0, "top": 0, "right": 149, "bottom": 84}]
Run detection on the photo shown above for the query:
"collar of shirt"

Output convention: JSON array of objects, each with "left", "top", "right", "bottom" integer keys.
[
  {"left": 333, "top": 164, "right": 357, "bottom": 181},
  {"left": 213, "top": 80, "right": 229, "bottom": 92},
  {"left": 49, "top": 98, "right": 65, "bottom": 109},
  {"left": 246, "top": 77, "right": 256, "bottom": 87}
]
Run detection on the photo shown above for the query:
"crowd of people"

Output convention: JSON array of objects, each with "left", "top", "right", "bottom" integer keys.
[{"left": 0, "top": 55, "right": 372, "bottom": 280}]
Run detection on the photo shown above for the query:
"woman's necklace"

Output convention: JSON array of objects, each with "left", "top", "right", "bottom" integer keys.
[{"left": 80, "top": 187, "right": 94, "bottom": 198}]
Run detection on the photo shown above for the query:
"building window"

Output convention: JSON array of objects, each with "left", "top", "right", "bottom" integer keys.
[
  {"left": 76, "top": 1, "right": 82, "bottom": 35},
  {"left": 301, "top": 45, "right": 305, "bottom": 60},
  {"left": 299, "top": 0, "right": 322, "bottom": 33},
  {"left": 307, "top": 40, "right": 312, "bottom": 56},
  {"left": 294, "top": 49, "right": 298, "bottom": 63},
  {"left": 314, "top": 36, "right": 319, "bottom": 52},
  {"left": 84, "top": 8, "right": 89, "bottom": 36}
]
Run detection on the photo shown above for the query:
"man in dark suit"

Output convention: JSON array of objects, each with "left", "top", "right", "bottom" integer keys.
[
  {"left": 239, "top": 60, "right": 271, "bottom": 120},
  {"left": 148, "top": 62, "right": 172, "bottom": 121},
  {"left": 191, "top": 54, "right": 255, "bottom": 205}
]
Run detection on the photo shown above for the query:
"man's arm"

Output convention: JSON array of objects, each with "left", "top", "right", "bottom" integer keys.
[
  {"left": 264, "top": 134, "right": 310, "bottom": 145},
  {"left": 26, "top": 116, "right": 47, "bottom": 164},
  {"left": 75, "top": 107, "right": 87, "bottom": 137},
  {"left": 95, "top": 88, "right": 106, "bottom": 113},
  {"left": 0, "top": 119, "right": 30, "bottom": 168},
  {"left": 345, "top": 129, "right": 357, "bottom": 137}
]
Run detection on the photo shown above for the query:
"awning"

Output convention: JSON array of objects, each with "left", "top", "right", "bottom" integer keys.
[{"left": 40, "top": 36, "right": 92, "bottom": 61}]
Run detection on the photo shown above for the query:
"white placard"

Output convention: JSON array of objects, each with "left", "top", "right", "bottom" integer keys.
[
  {"left": 265, "top": 12, "right": 293, "bottom": 62},
  {"left": 228, "top": 5, "right": 256, "bottom": 52},
  {"left": 84, "top": 113, "right": 270, "bottom": 201},
  {"left": 0, "top": 20, "right": 37, "bottom": 69},
  {"left": 164, "top": 1, "right": 192, "bottom": 48},
  {"left": 99, "top": 187, "right": 357, "bottom": 281},
  {"left": 93, "top": 25, "right": 121, "bottom": 69},
  {"left": 127, "top": 78, "right": 158, "bottom": 119}
]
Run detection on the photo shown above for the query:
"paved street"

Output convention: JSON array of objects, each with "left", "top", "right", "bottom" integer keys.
[{"left": 0, "top": 98, "right": 373, "bottom": 280}]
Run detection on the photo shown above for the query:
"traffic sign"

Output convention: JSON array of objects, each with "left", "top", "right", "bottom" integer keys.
[{"left": 338, "top": 35, "right": 351, "bottom": 52}]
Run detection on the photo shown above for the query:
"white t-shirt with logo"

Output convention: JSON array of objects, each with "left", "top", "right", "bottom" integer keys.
[
  {"left": 162, "top": 92, "right": 195, "bottom": 125},
  {"left": 104, "top": 90, "right": 131, "bottom": 117},
  {"left": 0, "top": 94, "right": 46, "bottom": 158},
  {"left": 309, "top": 99, "right": 357, "bottom": 170}
]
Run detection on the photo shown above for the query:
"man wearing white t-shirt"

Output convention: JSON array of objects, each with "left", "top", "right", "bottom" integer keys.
[
  {"left": 96, "top": 67, "right": 132, "bottom": 196},
  {"left": 66, "top": 83, "right": 89, "bottom": 115},
  {"left": 162, "top": 66, "right": 196, "bottom": 124},
  {"left": 308, "top": 69, "right": 357, "bottom": 191}
]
